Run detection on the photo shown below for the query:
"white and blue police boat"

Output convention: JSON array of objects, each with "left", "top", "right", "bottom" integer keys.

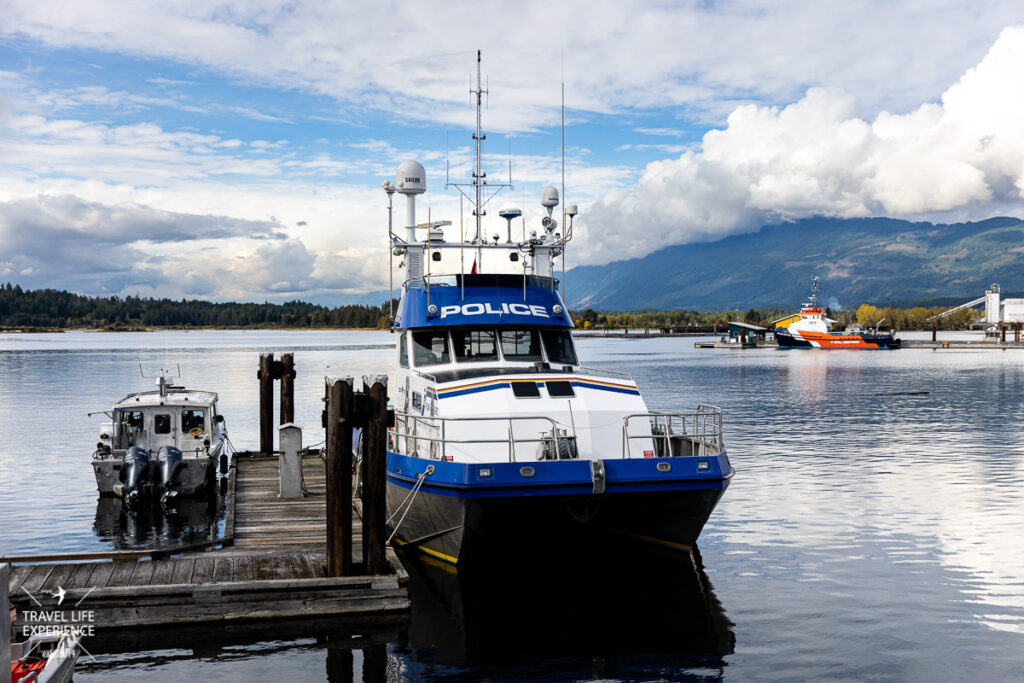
[{"left": 381, "top": 54, "right": 733, "bottom": 567}]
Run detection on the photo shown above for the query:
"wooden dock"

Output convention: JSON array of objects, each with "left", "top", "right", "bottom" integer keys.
[{"left": 5, "top": 455, "right": 408, "bottom": 631}]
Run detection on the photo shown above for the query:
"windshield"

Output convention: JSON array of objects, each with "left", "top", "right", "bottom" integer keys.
[
  {"left": 412, "top": 330, "right": 450, "bottom": 366},
  {"left": 500, "top": 329, "right": 543, "bottom": 361},
  {"left": 541, "top": 329, "right": 578, "bottom": 364},
  {"left": 452, "top": 329, "right": 499, "bottom": 362}
]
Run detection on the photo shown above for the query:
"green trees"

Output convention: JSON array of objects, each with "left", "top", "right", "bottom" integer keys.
[{"left": 0, "top": 283, "right": 392, "bottom": 330}]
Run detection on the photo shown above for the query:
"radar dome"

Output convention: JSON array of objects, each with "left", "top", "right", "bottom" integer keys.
[
  {"left": 540, "top": 186, "right": 559, "bottom": 208},
  {"left": 396, "top": 160, "right": 426, "bottom": 195}
]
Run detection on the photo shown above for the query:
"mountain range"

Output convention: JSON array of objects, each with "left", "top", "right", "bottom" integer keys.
[{"left": 563, "top": 216, "right": 1024, "bottom": 311}]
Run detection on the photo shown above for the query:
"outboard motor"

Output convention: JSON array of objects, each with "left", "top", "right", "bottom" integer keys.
[
  {"left": 122, "top": 446, "right": 150, "bottom": 503},
  {"left": 158, "top": 446, "right": 184, "bottom": 501}
]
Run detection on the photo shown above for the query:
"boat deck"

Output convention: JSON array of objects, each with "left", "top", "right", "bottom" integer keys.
[{"left": 5, "top": 456, "right": 406, "bottom": 630}]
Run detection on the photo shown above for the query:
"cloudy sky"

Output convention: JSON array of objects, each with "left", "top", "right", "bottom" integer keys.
[{"left": 2, "top": 1, "right": 1024, "bottom": 303}]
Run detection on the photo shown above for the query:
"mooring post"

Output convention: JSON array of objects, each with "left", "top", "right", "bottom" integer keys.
[
  {"left": 1, "top": 563, "right": 10, "bottom": 683},
  {"left": 280, "top": 352, "right": 295, "bottom": 425},
  {"left": 326, "top": 377, "right": 354, "bottom": 577},
  {"left": 325, "top": 646, "right": 354, "bottom": 683},
  {"left": 1016, "top": 324, "right": 1021, "bottom": 343},
  {"left": 363, "top": 376, "right": 390, "bottom": 576},
  {"left": 279, "top": 423, "right": 303, "bottom": 499},
  {"left": 932, "top": 325, "right": 937, "bottom": 342},
  {"left": 1002, "top": 325, "right": 1007, "bottom": 343},
  {"left": 362, "top": 643, "right": 387, "bottom": 683},
  {"left": 258, "top": 353, "right": 274, "bottom": 455}
]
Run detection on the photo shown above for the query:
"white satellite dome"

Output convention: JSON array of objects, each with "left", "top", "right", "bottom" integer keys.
[
  {"left": 540, "top": 186, "right": 559, "bottom": 208},
  {"left": 396, "top": 160, "right": 426, "bottom": 195}
]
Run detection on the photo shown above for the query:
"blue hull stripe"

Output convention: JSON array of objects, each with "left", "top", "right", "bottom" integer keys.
[{"left": 438, "top": 379, "right": 641, "bottom": 400}]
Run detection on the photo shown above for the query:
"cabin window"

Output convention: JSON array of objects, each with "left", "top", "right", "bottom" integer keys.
[
  {"left": 500, "top": 329, "right": 542, "bottom": 361},
  {"left": 154, "top": 414, "right": 172, "bottom": 434},
  {"left": 546, "top": 380, "right": 575, "bottom": 397},
  {"left": 412, "top": 330, "right": 451, "bottom": 366},
  {"left": 511, "top": 381, "right": 541, "bottom": 398},
  {"left": 452, "top": 329, "right": 499, "bottom": 362},
  {"left": 541, "top": 330, "right": 578, "bottom": 365},
  {"left": 121, "top": 410, "right": 144, "bottom": 429},
  {"left": 399, "top": 333, "right": 410, "bottom": 368},
  {"left": 182, "top": 409, "right": 205, "bottom": 433}
]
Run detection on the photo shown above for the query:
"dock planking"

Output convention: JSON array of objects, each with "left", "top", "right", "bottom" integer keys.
[{"left": 7, "top": 454, "right": 408, "bottom": 630}]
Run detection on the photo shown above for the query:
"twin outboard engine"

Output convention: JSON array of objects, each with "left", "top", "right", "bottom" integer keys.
[
  {"left": 121, "top": 446, "right": 150, "bottom": 503},
  {"left": 158, "top": 446, "right": 184, "bottom": 502}
]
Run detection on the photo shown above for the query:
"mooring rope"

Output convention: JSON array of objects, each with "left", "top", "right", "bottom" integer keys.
[{"left": 387, "top": 465, "right": 434, "bottom": 543}]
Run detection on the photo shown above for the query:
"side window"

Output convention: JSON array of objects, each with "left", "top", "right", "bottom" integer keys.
[
  {"left": 122, "top": 411, "right": 144, "bottom": 428},
  {"left": 412, "top": 330, "right": 451, "bottom": 366},
  {"left": 541, "top": 330, "right": 578, "bottom": 365},
  {"left": 500, "top": 329, "right": 542, "bottom": 361},
  {"left": 453, "top": 329, "right": 498, "bottom": 362},
  {"left": 399, "top": 332, "right": 410, "bottom": 368},
  {"left": 182, "top": 409, "right": 205, "bottom": 433},
  {"left": 154, "top": 414, "right": 172, "bottom": 434}
]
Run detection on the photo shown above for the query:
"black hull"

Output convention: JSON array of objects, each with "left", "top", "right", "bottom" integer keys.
[{"left": 386, "top": 482, "right": 726, "bottom": 566}]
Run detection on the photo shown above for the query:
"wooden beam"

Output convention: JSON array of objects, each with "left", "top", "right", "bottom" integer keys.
[
  {"left": 363, "top": 380, "right": 389, "bottom": 576},
  {"left": 280, "top": 352, "right": 295, "bottom": 425},
  {"left": 262, "top": 352, "right": 278, "bottom": 454},
  {"left": 326, "top": 378, "right": 353, "bottom": 577}
]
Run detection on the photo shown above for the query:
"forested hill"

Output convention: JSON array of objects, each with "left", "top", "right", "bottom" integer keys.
[
  {"left": 565, "top": 216, "right": 1024, "bottom": 310},
  {"left": 0, "top": 284, "right": 392, "bottom": 329}
]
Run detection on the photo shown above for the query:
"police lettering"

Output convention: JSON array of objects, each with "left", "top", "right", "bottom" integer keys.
[{"left": 439, "top": 303, "right": 550, "bottom": 319}]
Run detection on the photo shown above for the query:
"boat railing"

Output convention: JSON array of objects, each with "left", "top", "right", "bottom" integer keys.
[
  {"left": 621, "top": 406, "right": 724, "bottom": 459},
  {"left": 393, "top": 411, "right": 561, "bottom": 462},
  {"left": 392, "top": 405, "right": 724, "bottom": 463}
]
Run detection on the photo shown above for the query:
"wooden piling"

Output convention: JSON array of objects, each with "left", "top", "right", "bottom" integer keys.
[
  {"left": 2, "top": 563, "right": 10, "bottom": 683},
  {"left": 326, "top": 646, "right": 354, "bottom": 683},
  {"left": 363, "top": 380, "right": 390, "bottom": 576},
  {"left": 259, "top": 353, "right": 274, "bottom": 455},
  {"left": 326, "top": 378, "right": 353, "bottom": 577},
  {"left": 280, "top": 353, "right": 295, "bottom": 425},
  {"left": 1002, "top": 326, "right": 1007, "bottom": 343},
  {"left": 932, "top": 325, "right": 937, "bottom": 342},
  {"left": 1016, "top": 325, "right": 1021, "bottom": 343}
]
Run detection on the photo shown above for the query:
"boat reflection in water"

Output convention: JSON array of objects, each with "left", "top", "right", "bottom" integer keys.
[
  {"left": 396, "top": 541, "right": 734, "bottom": 679},
  {"left": 93, "top": 493, "right": 224, "bottom": 550}
]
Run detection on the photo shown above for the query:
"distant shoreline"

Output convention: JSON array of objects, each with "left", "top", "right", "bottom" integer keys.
[{"left": 0, "top": 326, "right": 382, "bottom": 334}]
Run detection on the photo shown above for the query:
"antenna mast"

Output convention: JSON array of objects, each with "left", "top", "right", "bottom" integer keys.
[{"left": 446, "top": 50, "right": 513, "bottom": 271}]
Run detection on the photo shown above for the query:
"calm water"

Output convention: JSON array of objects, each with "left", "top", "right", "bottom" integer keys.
[{"left": 2, "top": 330, "right": 1023, "bottom": 681}]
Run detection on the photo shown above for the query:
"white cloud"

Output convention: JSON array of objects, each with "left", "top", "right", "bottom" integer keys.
[
  {"left": 2, "top": 1, "right": 1020, "bottom": 132},
  {"left": 579, "top": 26, "right": 1024, "bottom": 265}
]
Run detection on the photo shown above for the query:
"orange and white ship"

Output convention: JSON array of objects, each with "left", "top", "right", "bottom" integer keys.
[{"left": 774, "top": 278, "right": 901, "bottom": 350}]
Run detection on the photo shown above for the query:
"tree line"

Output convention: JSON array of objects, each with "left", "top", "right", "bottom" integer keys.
[
  {"left": 0, "top": 283, "right": 393, "bottom": 330},
  {"left": 572, "top": 303, "right": 985, "bottom": 331},
  {"left": 0, "top": 282, "right": 989, "bottom": 332}
]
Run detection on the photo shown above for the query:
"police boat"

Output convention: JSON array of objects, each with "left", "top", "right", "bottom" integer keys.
[
  {"left": 380, "top": 53, "right": 734, "bottom": 567},
  {"left": 90, "top": 367, "right": 228, "bottom": 505}
]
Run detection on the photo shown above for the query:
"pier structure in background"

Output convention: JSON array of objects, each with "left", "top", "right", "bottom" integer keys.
[{"left": 257, "top": 352, "right": 296, "bottom": 455}]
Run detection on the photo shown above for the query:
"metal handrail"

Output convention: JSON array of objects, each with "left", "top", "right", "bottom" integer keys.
[
  {"left": 394, "top": 411, "right": 561, "bottom": 463},
  {"left": 621, "top": 408, "right": 724, "bottom": 459},
  {"left": 394, "top": 408, "right": 724, "bottom": 463}
]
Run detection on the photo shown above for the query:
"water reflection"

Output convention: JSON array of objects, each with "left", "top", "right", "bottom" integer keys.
[
  {"left": 92, "top": 494, "right": 224, "bottom": 550},
  {"left": 395, "top": 544, "right": 734, "bottom": 680}
]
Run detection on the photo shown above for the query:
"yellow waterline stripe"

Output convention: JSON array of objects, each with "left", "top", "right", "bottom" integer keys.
[
  {"left": 393, "top": 538, "right": 459, "bottom": 565},
  {"left": 628, "top": 533, "right": 693, "bottom": 552}
]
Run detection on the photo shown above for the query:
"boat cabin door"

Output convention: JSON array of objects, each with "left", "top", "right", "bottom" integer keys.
[{"left": 149, "top": 409, "right": 178, "bottom": 452}]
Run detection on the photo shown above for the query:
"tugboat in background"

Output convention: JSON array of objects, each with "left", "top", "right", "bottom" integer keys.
[{"left": 775, "top": 278, "right": 901, "bottom": 349}]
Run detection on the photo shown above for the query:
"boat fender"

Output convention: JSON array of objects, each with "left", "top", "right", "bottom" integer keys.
[{"left": 219, "top": 452, "right": 229, "bottom": 473}]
